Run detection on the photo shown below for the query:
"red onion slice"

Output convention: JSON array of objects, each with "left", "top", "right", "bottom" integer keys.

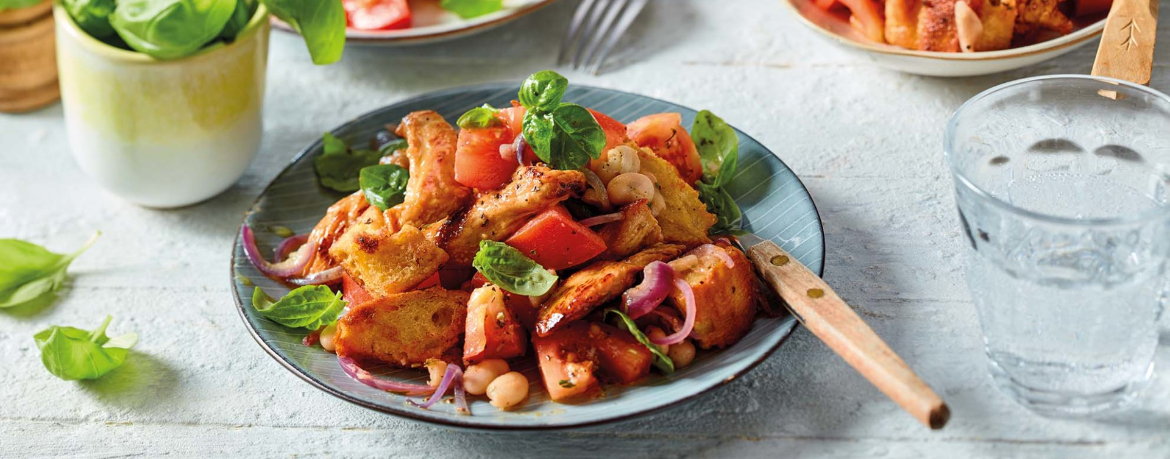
[
  {"left": 275, "top": 234, "right": 309, "bottom": 260},
  {"left": 453, "top": 371, "right": 470, "bottom": 414},
  {"left": 579, "top": 212, "right": 623, "bottom": 227},
  {"left": 650, "top": 278, "right": 696, "bottom": 346},
  {"left": 288, "top": 266, "right": 344, "bottom": 286},
  {"left": 337, "top": 356, "right": 435, "bottom": 395},
  {"left": 408, "top": 364, "right": 462, "bottom": 409},
  {"left": 241, "top": 224, "right": 316, "bottom": 278},
  {"left": 514, "top": 134, "right": 530, "bottom": 167},
  {"left": 622, "top": 261, "right": 674, "bottom": 319}
]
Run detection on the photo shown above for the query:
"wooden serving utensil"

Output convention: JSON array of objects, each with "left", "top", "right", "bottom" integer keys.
[
  {"left": 1091, "top": 0, "right": 1159, "bottom": 84},
  {"left": 737, "top": 233, "right": 950, "bottom": 429}
]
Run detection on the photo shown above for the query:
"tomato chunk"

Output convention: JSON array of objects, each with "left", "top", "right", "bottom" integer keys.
[
  {"left": 588, "top": 109, "right": 629, "bottom": 153},
  {"left": 344, "top": 0, "right": 411, "bottom": 30},
  {"left": 532, "top": 321, "right": 653, "bottom": 401},
  {"left": 341, "top": 272, "right": 373, "bottom": 306},
  {"left": 454, "top": 124, "right": 519, "bottom": 191},
  {"left": 627, "top": 113, "right": 703, "bottom": 184},
  {"left": 505, "top": 205, "right": 606, "bottom": 270},
  {"left": 464, "top": 285, "right": 527, "bottom": 364},
  {"left": 835, "top": 0, "right": 884, "bottom": 42}
]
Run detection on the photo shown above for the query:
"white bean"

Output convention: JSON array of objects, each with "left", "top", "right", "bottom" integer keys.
[
  {"left": 319, "top": 324, "right": 338, "bottom": 352},
  {"left": 668, "top": 339, "right": 696, "bottom": 368},
  {"left": 645, "top": 326, "right": 669, "bottom": 354},
  {"left": 487, "top": 371, "right": 529, "bottom": 410},
  {"left": 607, "top": 173, "right": 655, "bottom": 206},
  {"left": 424, "top": 359, "right": 448, "bottom": 387},
  {"left": 463, "top": 359, "right": 510, "bottom": 395},
  {"left": 650, "top": 191, "right": 666, "bottom": 216}
]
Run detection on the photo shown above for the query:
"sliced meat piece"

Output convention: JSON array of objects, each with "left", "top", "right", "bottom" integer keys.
[
  {"left": 427, "top": 165, "right": 587, "bottom": 266},
  {"left": 301, "top": 192, "right": 371, "bottom": 276},
  {"left": 535, "top": 243, "right": 686, "bottom": 337},
  {"left": 636, "top": 148, "right": 715, "bottom": 246},
  {"left": 384, "top": 110, "right": 473, "bottom": 232},
  {"left": 328, "top": 221, "right": 448, "bottom": 300},
  {"left": 917, "top": 0, "right": 961, "bottom": 51},
  {"left": 1015, "top": 0, "right": 1072, "bottom": 35},
  {"left": 667, "top": 241, "right": 757, "bottom": 349},
  {"left": 334, "top": 287, "right": 469, "bottom": 367},
  {"left": 596, "top": 199, "right": 663, "bottom": 260}
]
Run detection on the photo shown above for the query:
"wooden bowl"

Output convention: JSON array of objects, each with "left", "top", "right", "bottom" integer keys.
[{"left": 0, "top": 0, "right": 59, "bottom": 113}]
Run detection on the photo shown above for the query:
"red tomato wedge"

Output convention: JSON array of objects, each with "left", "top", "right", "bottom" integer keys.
[
  {"left": 344, "top": 0, "right": 411, "bottom": 30},
  {"left": 505, "top": 205, "right": 606, "bottom": 271},
  {"left": 341, "top": 272, "right": 373, "bottom": 306},
  {"left": 533, "top": 321, "right": 653, "bottom": 401},
  {"left": 464, "top": 285, "right": 527, "bottom": 365},
  {"left": 588, "top": 109, "right": 629, "bottom": 153},
  {"left": 835, "top": 0, "right": 884, "bottom": 42},
  {"left": 499, "top": 103, "right": 527, "bottom": 140},
  {"left": 533, "top": 325, "right": 601, "bottom": 401},
  {"left": 454, "top": 124, "right": 519, "bottom": 191},
  {"left": 627, "top": 113, "right": 703, "bottom": 184}
]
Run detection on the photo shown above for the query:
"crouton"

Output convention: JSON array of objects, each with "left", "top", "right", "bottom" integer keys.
[
  {"left": 329, "top": 222, "right": 448, "bottom": 299},
  {"left": 667, "top": 241, "right": 756, "bottom": 349},
  {"left": 635, "top": 148, "right": 715, "bottom": 247},
  {"left": 596, "top": 199, "right": 663, "bottom": 260},
  {"left": 334, "top": 287, "right": 469, "bottom": 367}
]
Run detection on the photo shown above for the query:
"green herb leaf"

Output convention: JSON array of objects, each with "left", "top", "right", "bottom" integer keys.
[
  {"left": 558, "top": 379, "right": 575, "bottom": 388},
  {"left": 251, "top": 286, "right": 345, "bottom": 330},
  {"left": 523, "top": 103, "right": 606, "bottom": 170},
  {"left": 518, "top": 70, "right": 568, "bottom": 114},
  {"left": 604, "top": 309, "right": 674, "bottom": 374},
  {"left": 359, "top": 164, "right": 410, "bottom": 211},
  {"left": 0, "top": 233, "right": 99, "bottom": 309},
  {"left": 219, "top": 0, "right": 256, "bottom": 40},
  {"left": 439, "top": 0, "right": 502, "bottom": 19},
  {"left": 260, "top": 0, "right": 346, "bottom": 65},
  {"left": 314, "top": 133, "right": 384, "bottom": 192},
  {"left": 697, "top": 182, "right": 742, "bottom": 235},
  {"left": 378, "top": 139, "right": 408, "bottom": 156},
  {"left": 34, "top": 316, "right": 137, "bottom": 381},
  {"left": 691, "top": 110, "right": 739, "bottom": 188},
  {"left": 110, "top": 0, "right": 239, "bottom": 60},
  {"left": 456, "top": 105, "right": 502, "bottom": 129},
  {"left": 472, "top": 241, "right": 558, "bottom": 296},
  {"left": 61, "top": 0, "right": 117, "bottom": 38}
]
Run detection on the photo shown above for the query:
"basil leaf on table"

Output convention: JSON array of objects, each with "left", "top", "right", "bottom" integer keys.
[
  {"left": 0, "top": 233, "right": 99, "bottom": 309},
  {"left": 691, "top": 110, "right": 739, "bottom": 188},
  {"left": 360, "top": 164, "right": 410, "bottom": 211},
  {"left": 110, "top": 0, "right": 239, "bottom": 60},
  {"left": 251, "top": 285, "right": 346, "bottom": 330},
  {"left": 260, "top": 0, "right": 346, "bottom": 65},
  {"left": 34, "top": 315, "right": 138, "bottom": 381},
  {"left": 605, "top": 309, "right": 674, "bottom": 374},
  {"left": 472, "top": 241, "right": 558, "bottom": 296},
  {"left": 314, "top": 133, "right": 383, "bottom": 192},
  {"left": 518, "top": 70, "right": 568, "bottom": 114},
  {"left": 698, "top": 181, "right": 743, "bottom": 235},
  {"left": 61, "top": 0, "right": 117, "bottom": 39},
  {"left": 456, "top": 105, "right": 501, "bottom": 129},
  {"left": 439, "top": 0, "right": 503, "bottom": 19},
  {"left": 219, "top": 0, "right": 257, "bottom": 40}
]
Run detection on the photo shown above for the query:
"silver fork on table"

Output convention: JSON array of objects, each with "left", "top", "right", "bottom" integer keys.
[{"left": 556, "top": 0, "right": 650, "bottom": 75}]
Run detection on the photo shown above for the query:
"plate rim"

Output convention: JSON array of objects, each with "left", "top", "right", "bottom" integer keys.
[{"left": 230, "top": 82, "right": 827, "bottom": 430}]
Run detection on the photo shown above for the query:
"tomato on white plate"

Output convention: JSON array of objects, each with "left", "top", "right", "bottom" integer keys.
[{"left": 344, "top": 0, "right": 412, "bottom": 30}]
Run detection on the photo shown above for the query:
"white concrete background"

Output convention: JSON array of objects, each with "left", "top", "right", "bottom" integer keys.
[{"left": 2, "top": 0, "right": 1169, "bottom": 457}]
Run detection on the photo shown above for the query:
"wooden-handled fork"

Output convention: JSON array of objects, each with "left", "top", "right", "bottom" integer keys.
[{"left": 737, "top": 233, "right": 950, "bottom": 429}]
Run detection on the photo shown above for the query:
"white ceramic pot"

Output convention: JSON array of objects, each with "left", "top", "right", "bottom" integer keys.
[{"left": 54, "top": 5, "right": 269, "bottom": 208}]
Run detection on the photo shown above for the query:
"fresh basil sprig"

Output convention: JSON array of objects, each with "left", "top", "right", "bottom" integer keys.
[
  {"left": 360, "top": 164, "right": 410, "bottom": 211},
  {"left": 111, "top": 0, "right": 239, "bottom": 60},
  {"left": 457, "top": 105, "right": 502, "bottom": 129},
  {"left": 439, "top": 0, "right": 503, "bottom": 19},
  {"left": 472, "top": 241, "right": 558, "bottom": 296},
  {"left": 691, "top": 110, "right": 744, "bottom": 235},
  {"left": 262, "top": 0, "right": 346, "bottom": 65},
  {"left": 605, "top": 309, "right": 674, "bottom": 374},
  {"left": 314, "top": 133, "right": 384, "bottom": 192},
  {"left": 251, "top": 286, "right": 346, "bottom": 330},
  {"left": 60, "top": 0, "right": 117, "bottom": 38},
  {"left": 518, "top": 71, "right": 606, "bottom": 170},
  {"left": 220, "top": 0, "right": 257, "bottom": 40},
  {"left": 0, "top": 233, "right": 99, "bottom": 309},
  {"left": 34, "top": 316, "right": 138, "bottom": 381}
]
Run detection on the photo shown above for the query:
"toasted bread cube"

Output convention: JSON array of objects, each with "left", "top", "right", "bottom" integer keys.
[
  {"left": 596, "top": 199, "right": 663, "bottom": 260},
  {"left": 329, "top": 221, "right": 448, "bottom": 300},
  {"left": 635, "top": 148, "right": 715, "bottom": 247},
  {"left": 668, "top": 242, "right": 756, "bottom": 349},
  {"left": 335, "top": 287, "right": 469, "bottom": 367}
]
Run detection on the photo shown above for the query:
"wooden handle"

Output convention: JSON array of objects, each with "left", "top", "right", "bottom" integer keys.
[
  {"left": 747, "top": 241, "right": 950, "bottom": 429},
  {"left": 1091, "top": 0, "right": 1159, "bottom": 84}
]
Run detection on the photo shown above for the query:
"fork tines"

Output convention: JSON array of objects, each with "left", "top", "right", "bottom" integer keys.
[{"left": 557, "top": 0, "right": 650, "bottom": 75}]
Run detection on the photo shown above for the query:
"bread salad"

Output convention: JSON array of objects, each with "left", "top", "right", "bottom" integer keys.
[
  {"left": 345, "top": 0, "right": 509, "bottom": 31},
  {"left": 820, "top": 0, "right": 1111, "bottom": 52},
  {"left": 242, "top": 71, "right": 771, "bottom": 414}
]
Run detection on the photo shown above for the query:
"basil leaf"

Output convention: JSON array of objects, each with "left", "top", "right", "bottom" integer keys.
[
  {"left": 439, "top": 0, "right": 502, "bottom": 19},
  {"left": 219, "top": 0, "right": 256, "bottom": 40},
  {"left": 523, "top": 103, "right": 606, "bottom": 170},
  {"left": 110, "top": 0, "right": 239, "bottom": 60},
  {"left": 260, "top": 0, "right": 346, "bottom": 65},
  {"left": 457, "top": 105, "right": 502, "bottom": 129},
  {"left": 518, "top": 70, "right": 568, "bottom": 114},
  {"left": 604, "top": 309, "right": 674, "bottom": 374},
  {"left": 314, "top": 133, "right": 383, "bottom": 192},
  {"left": 378, "top": 139, "right": 408, "bottom": 156},
  {"left": 472, "top": 241, "right": 558, "bottom": 296},
  {"left": 251, "top": 286, "right": 345, "bottom": 330},
  {"left": 61, "top": 0, "right": 117, "bottom": 38},
  {"left": 522, "top": 111, "right": 555, "bottom": 164},
  {"left": 697, "top": 182, "right": 743, "bottom": 235},
  {"left": 0, "top": 234, "right": 98, "bottom": 309},
  {"left": 360, "top": 164, "right": 410, "bottom": 211},
  {"left": 691, "top": 110, "right": 739, "bottom": 188},
  {"left": 34, "top": 316, "right": 137, "bottom": 381}
]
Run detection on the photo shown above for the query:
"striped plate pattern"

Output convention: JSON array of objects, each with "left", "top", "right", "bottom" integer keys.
[{"left": 231, "top": 84, "right": 825, "bottom": 429}]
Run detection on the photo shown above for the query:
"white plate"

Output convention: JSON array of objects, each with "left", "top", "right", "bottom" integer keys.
[
  {"left": 274, "top": 0, "right": 559, "bottom": 47},
  {"left": 783, "top": 0, "right": 1106, "bottom": 76}
]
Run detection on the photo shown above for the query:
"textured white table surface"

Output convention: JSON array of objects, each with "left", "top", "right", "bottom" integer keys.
[{"left": 3, "top": 0, "right": 1170, "bottom": 457}]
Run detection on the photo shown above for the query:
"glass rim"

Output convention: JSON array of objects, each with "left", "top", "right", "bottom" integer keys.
[{"left": 944, "top": 74, "right": 1170, "bottom": 227}]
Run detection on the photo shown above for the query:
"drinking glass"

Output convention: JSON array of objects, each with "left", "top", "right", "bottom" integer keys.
[{"left": 945, "top": 75, "right": 1170, "bottom": 415}]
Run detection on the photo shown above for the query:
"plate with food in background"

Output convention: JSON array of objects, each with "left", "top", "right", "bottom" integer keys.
[
  {"left": 231, "top": 71, "right": 825, "bottom": 428},
  {"left": 784, "top": 0, "right": 1111, "bottom": 76},
  {"left": 273, "top": 0, "right": 559, "bottom": 46}
]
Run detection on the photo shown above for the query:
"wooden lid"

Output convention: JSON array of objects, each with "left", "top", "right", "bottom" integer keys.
[{"left": 0, "top": 78, "right": 58, "bottom": 113}]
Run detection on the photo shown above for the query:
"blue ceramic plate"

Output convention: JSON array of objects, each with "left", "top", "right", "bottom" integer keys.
[{"left": 231, "top": 83, "right": 825, "bottom": 429}]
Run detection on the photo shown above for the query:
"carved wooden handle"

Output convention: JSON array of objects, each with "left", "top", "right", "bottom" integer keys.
[
  {"left": 747, "top": 240, "right": 950, "bottom": 429},
  {"left": 1091, "top": 0, "right": 1159, "bottom": 84}
]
